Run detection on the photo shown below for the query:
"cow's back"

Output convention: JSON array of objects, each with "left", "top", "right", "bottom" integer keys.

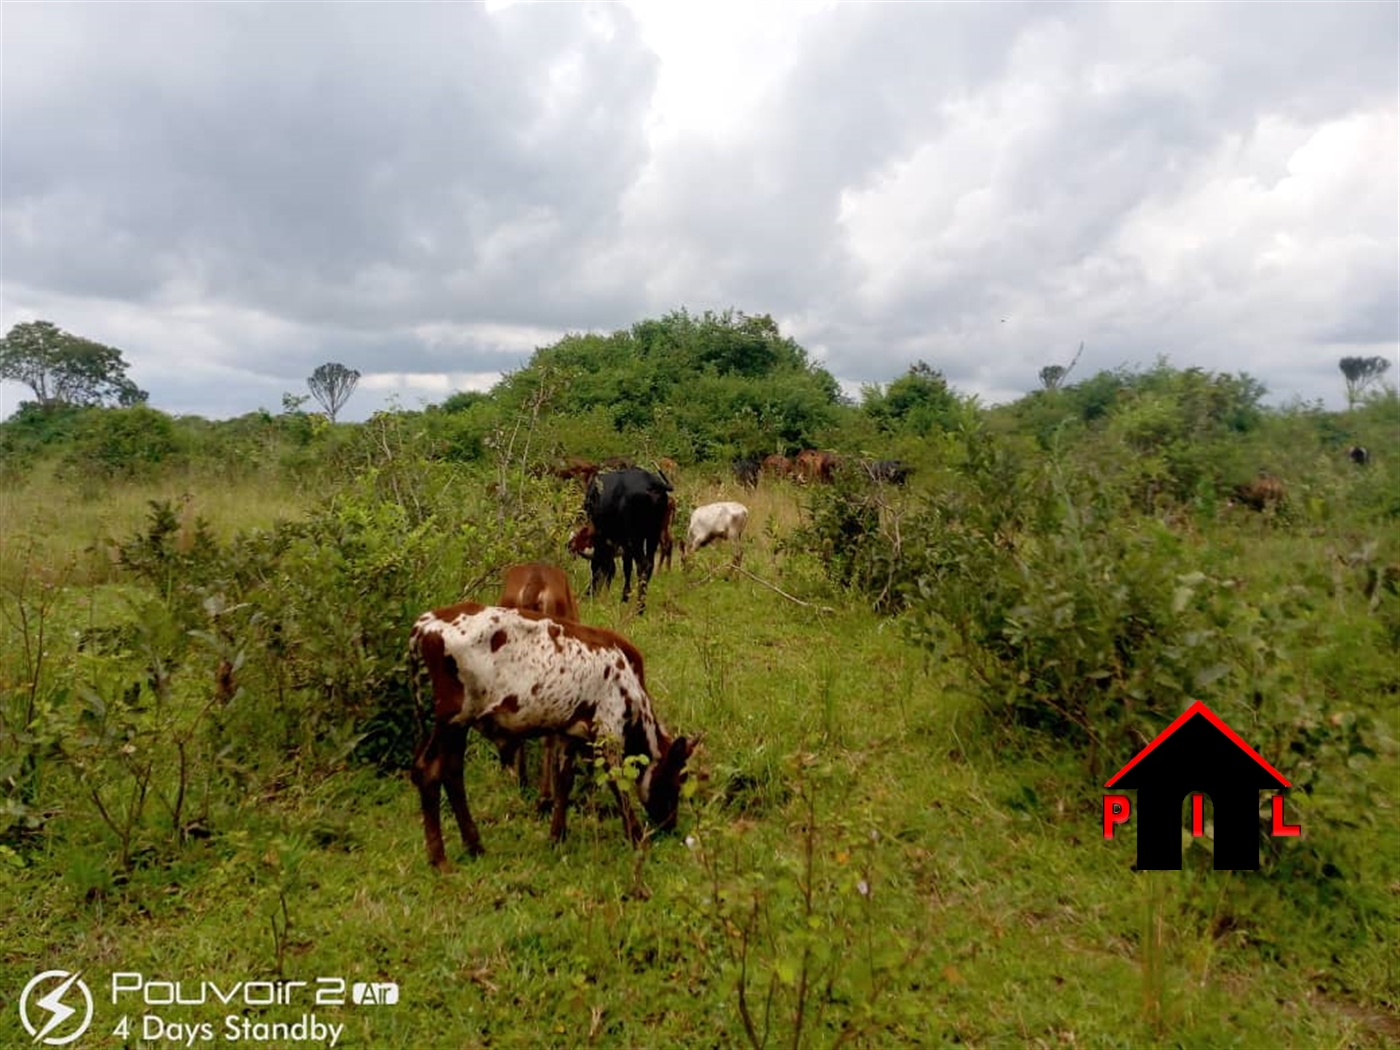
[
  {"left": 499, "top": 562, "right": 580, "bottom": 622},
  {"left": 586, "top": 468, "right": 672, "bottom": 535}
]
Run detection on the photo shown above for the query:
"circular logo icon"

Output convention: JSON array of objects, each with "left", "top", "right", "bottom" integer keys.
[{"left": 19, "top": 971, "right": 93, "bottom": 1046}]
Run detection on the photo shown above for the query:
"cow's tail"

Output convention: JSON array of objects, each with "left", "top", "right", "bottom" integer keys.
[{"left": 407, "top": 622, "right": 433, "bottom": 750}]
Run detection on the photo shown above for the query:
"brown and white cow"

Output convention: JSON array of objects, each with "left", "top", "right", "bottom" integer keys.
[
  {"left": 409, "top": 602, "right": 693, "bottom": 869},
  {"left": 681, "top": 501, "right": 749, "bottom": 569},
  {"left": 496, "top": 563, "right": 580, "bottom": 805}
]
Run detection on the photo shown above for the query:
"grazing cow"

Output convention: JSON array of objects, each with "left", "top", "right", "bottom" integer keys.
[
  {"left": 1348, "top": 445, "right": 1370, "bottom": 466},
  {"left": 732, "top": 457, "right": 761, "bottom": 489},
  {"left": 409, "top": 603, "right": 693, "bottom": 869},
  {"left": 795, "top": 449, "right": 841, "bottom": 484},
  {"left": 1232, "top": 472, "right": 1286, "bottom": 512},
  {"left": 549, "top": 457, "right": 601, "bottom": 489},
  {"left": 762, "top": 454, "right": 793, "bottom": 480},
  {"left": 682, "top": 501, "right": 749, "bottom": 569},
  {"left": 496, "top": 563, "right": 580, "bottom": 805},
  {"left": 579, "top": 467, "right": 673, "bottom": 613},
  {"left": 863, "top": 459, "right": 914, "bottom": 486}
]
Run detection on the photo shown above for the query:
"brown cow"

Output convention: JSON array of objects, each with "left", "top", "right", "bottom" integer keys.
[
  {"left": 762, "top": 454, "right": 793, "bottom": 480},
  {"left": 497, "top": 563, "right": 580, "bottom": 807},
  {"left": 795, "top": 449, "right": 841, "bottom": 484},
  {"left": 409, "top": 602, "right": 693, "bottom": 869},
  {"left": 548, "top": 456, "right": 600, "bottom": 489},
  {"left": 1232, "top": 472, "right": 1286, "bottom": 512}
]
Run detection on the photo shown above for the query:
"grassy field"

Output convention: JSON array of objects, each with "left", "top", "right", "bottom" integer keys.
[{"left": 2, "top": 467, "right": 1397, "bottom": 1049}]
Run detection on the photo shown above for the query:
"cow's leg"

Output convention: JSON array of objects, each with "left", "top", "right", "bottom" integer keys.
[
  {"left": 620, "top": 548, "right": 635, "bottom": 604},
  {"left": 537, "top": 736, "right": 558, "bottom": 813},
  {"left": 411, "top": 730, "right": 447, "bottom": 870},
  {"left": 440, "top": 724, "right": 483, "bottom": 859},
  {"left": 636, "top": 540, "right": 656, "bottom": 614},
  {"left": 413, "top": 725, "right": 477, "bottom": 870},
  {"left": 549, "top": 742, "right": 580, "bottom": 843}
]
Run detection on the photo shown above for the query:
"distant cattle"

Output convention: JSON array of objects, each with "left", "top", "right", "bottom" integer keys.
[
  {"left": 795, "top": 449, "right": 841, "bottom": 484},
  {"left": 733, "top": 458, "right": 761, "bottom": 489},
  {"left": 1232, "top": 472, "right": 1286, "bottom": 512},
  {"left": 863, "top": 459, "right": 914, "bottom": 486},
  {"left": 762, "top": 454, "right": 793, "bottom": 480},
  {"left": 496, "top": 563, "right": 580, "bottom": 807},
  {"left": 682, "top": 501, "right": 749, "bottom": 569},
  {"left": 409, "top": 603, "right": 693, "bottom": 869},
  {"left": 573, "top": 468, "right": 673, "bottom": 613},
  {"left": 1348, "top": 445, "right": 1370, "bottom": 466},
  {"left": 548, "top": 457, "right": 601, "bottom": 489}
]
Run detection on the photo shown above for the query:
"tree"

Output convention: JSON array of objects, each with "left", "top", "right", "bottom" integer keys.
[
  {"left": 1339, "top": 356, "right": 1392, "bottom": 409},
  {"left": 1039, "top": 341, "right": 1085, "bottom": 391},
  {"left": 0, "top": 320, "right": 147, "bottom": 408},
  {"left": 863, "top": 361, "right": 963, "bottom": 435},
  {"left": 306, "top": 362, "right": 361, "bottom": 423}
]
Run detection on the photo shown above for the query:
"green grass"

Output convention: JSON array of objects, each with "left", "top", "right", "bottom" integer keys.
[{"left": 2, "top": 471, "right": 1397, "bottom": 1049}]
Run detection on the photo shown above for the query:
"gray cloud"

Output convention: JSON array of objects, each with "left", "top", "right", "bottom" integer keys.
[{"left": 2, "top": 1, "right": 1396, "bottom": 420}]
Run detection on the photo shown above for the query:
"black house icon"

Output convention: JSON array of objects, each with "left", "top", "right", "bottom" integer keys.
[{"left": 1105, "top": 701, "right": 1290, "bottom": 870}]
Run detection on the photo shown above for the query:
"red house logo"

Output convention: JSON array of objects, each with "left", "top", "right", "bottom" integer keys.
[{"left": 1103, "top": 701, "right": 1301, "bottom": 870}]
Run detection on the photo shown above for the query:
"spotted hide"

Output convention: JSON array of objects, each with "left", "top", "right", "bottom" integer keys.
[{"left": 409, "top": 602, "right": 692, "bottom": 870}]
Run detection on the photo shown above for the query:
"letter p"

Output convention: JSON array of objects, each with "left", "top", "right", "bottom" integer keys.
[{"left": 1103, "top": 795, "right": 1131, "bottom": 838}]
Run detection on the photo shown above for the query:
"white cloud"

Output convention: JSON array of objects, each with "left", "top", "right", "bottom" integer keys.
[{"left": 1, "top": 1, "right": 1396, "bottom": 420}]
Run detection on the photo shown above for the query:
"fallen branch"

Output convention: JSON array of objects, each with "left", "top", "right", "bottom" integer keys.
[{"left": 732, "top": 566, "right": 835, "bottom": 613}]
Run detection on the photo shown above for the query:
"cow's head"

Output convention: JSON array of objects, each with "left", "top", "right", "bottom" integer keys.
[
  {"left": 641, "top": 735, "right": 694, "bottom": 832},
  {"left": 567, "top": 524, "right": 596, "bottom": 557}
]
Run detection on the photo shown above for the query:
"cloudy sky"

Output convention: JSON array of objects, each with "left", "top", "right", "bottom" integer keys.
[{"left": 2, "top": 1, "right": 1396, "bottom": 421}]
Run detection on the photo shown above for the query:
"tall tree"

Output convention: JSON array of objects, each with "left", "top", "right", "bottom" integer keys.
[
  {"left": 1339, "top": 356, "right": 1392, "bottom": 409},
  {"left": 306, "top": 362, "right": 361, "bottom": 423},
  {"left": 0, "top": 320, "right": 147, "bottom": 408}
]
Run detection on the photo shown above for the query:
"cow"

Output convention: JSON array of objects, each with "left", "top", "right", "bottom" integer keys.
[
  {"left": 548, "top": 457, "right": 601, "bottom": 489},
  {"left": 863, "top": 459, "right": 914, "bottom": 486},
  {"left": 732, "top": 457, "right": 761, "bottom": 489},
  {"left": 409, "top": 602, "right": 693, "bottom": 870},
  {"left": 496, "top": 563, "right": 580, "bottom": 806},
  {"left": 762, "top": 454, "right": 793, "bottom": 481},
  {"left": 682, "top": 501, "right": 749, "bottom": 569},
  {"left": 795, "top": 449, "right": 841, "bottom": 484},
  {"left": 1232, "top": 472, "right": 1286, "bottom": 512},
  {"left": 1348, "top": 445, "right": 1370, "bottom": 467},
  {"left": 577, "top": 467, "right": 673, "bottom": 613}
]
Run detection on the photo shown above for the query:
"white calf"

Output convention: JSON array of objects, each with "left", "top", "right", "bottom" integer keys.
[{"left": 681, "top": 501, "right": 749, "bottom": 568}]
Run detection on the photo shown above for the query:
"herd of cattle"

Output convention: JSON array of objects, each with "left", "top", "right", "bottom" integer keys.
[
  {"left": 410, "top": 442, "right": 1375, "bottom": 869},
  {"left": 411, "top": 463, "right": 752, "bottom": 870}
]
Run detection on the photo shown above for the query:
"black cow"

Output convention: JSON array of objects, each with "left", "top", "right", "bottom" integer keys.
[
  {"left": 732, "top": 458, "right": 761, "bottom": 488},
  {"left": 1348, "top": 445, "right": 1370, "bottom": 466},
  {"left": 576, "top": 468, "right": 673, "bottom": 614},
  {"left": 864, "top": 459, "right": 914, "bottom": 485}
]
